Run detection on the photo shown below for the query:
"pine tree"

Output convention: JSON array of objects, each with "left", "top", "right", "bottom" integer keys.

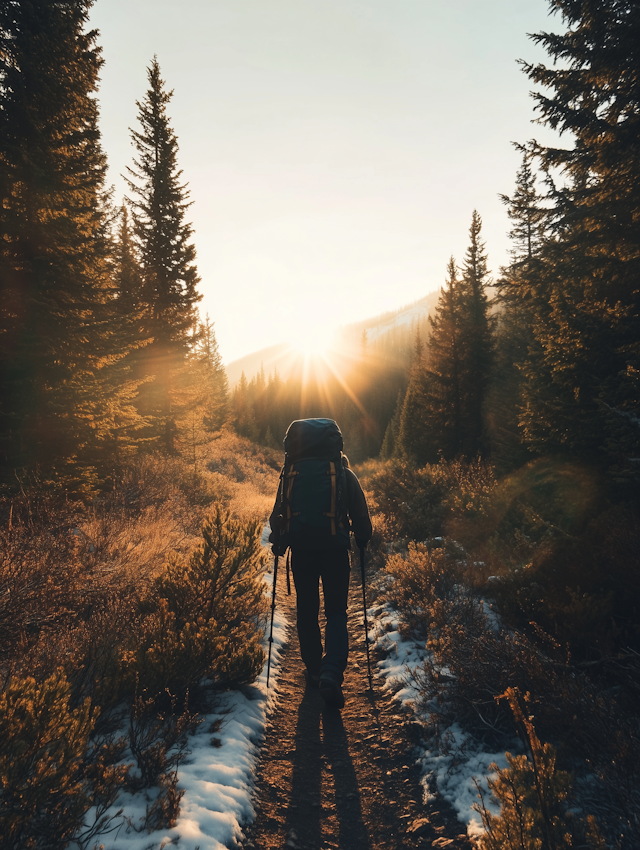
[
  {"left": 518, "top": 0, "right": 640, "bottom": 465},
  {"left": 197, "top": 315, "right": 229, "bottom": 432},
  {"left": 490, "top": 153, "right": 548, "bottom": 471},
  {"left": 458, "top": 210, "right": 493, "bottom": 456},
  {"left": 397, "top": 263, "right": 462, "bottom": 464},
  {"left": 232, "top": 373, "right": 258, "bottom": 441},
  {"left": 425, "top": 257, "right": 466, "bottom": 459},
  {"left": 126, "top": 57, "right": 202, "bottom": 449},
  {"left": 113, "top": 204, "right": 143, "bottom": 317},
  {"left": 0, "top": 0, "right": 123, "bottom": 484}
]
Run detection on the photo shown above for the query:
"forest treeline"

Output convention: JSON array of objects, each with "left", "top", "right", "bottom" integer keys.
[{"left": 0, "top": 2, "right": 228, "bottom": 496}]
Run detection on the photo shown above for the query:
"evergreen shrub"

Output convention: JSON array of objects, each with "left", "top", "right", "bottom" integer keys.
[
  {"left": 127, "top": 503, "right": 267, "bottom": 696},
  {"left": 0, "top": 672, "right": 96, "bottom": 849}
]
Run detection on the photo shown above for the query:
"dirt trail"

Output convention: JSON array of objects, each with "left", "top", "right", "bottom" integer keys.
[{"left": 241, "top": 559, "right": 474, "bottom": 850}]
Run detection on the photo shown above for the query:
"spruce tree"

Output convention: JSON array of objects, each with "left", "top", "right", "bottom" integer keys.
[
  {"left": 518, "top": 0, "right": 640, "bottom": 465},
  {"left": 113, "top": 204, "right": 143, "bottom": 317},
  {"left": 490, "top": 152, "right": 548, "bottom": 470},
  {"left": 197, "top": 315, "right": 229, "bottom": 432},
  {"left": 425, "top": 257, "right": 465, "bottom": 459},
  {"left": 397, "top": 326, "right": 432, "bottom": 464},
  {"left": 126, "top": 57, "right": 201, "bottom": 449},
  {"left": 499, "top": 149, "right": 547, "bottom": 264},
  {"left": 0, "top": 0, "right": 121, "bottom": 483},
  {"left": 458, "top": 210, "right": 493, "bottom": 456},
  {"left": 380, "top": 390, "right": 404, "bottom": 459}
]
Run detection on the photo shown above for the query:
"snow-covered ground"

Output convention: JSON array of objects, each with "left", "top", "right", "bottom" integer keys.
[
  {"left": 370, "top": 601, "right": 515, "bottom": 842},
  {"left": 76, "top": 528, "right": 288, "bottom": 850}
]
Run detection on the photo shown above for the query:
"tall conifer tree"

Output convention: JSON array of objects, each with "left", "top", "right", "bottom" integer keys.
[
  {"left": 490, "top": 152, "right": 548, "bottom": 470},
  {"left": 518, "top": 0, "right": 640, "bottom": 465},
  {"left": 458, "top": 210, "right": 493, "bottom": 456},
  {"left": 126, "top": 57, "right": 201, "bottom": 448},
  {"left": 197, "top": 315, "right": 229, "bottom": 432},
  {"left": 0, "top": 0, "right": 120, "bottom": 481},
  {"left": 426, "top": 257, "right": 466, "bottom": 459},
  {"left": 114, "top": 204, "right": 143, "bottom": 317}
]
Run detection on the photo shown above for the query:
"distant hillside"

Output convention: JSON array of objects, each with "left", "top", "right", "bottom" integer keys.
[
  {"left": 335, "top": 291, "right": 439, "bottom": 348},
  {"left": 225, "top": 291, "right": 440, "bottom": 387},
  {"left": 225, "top": 343, "right": 295, "bottom": 389}
]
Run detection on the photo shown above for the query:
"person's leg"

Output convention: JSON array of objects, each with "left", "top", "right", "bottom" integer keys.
[
  {"left": 291, "top": 549, "right": 322, "bottom": 677},
  {"left": 319, "top": 549, "right": 350, "bottom": 685}
]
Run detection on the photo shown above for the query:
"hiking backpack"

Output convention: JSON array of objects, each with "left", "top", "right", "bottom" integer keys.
[{"left": 276, "top": 418, "right": 350, "bottom": 550}]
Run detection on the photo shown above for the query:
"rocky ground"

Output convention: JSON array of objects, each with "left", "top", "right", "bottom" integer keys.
[{"left": 240, "top": 557, "right": 475, "bottom": 850}]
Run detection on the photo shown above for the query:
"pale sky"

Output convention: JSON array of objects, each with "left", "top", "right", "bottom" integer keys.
[{"left": 89, "top": 0, "right": 562, "bottom": 364}]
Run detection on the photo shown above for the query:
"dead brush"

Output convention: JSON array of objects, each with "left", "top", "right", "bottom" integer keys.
[
  {"left": 126, "top": 690, "right": 200, "bottom": 791},
  {"left": 383, "top": 542, "right": 460, "bottom": 638},
  {"left": 0, "top": 521, "right": 87, "bottom": 667},
  {"left": 124, "top": 690, "right": 200, "bottom": 832},
  {"left": 413, "top": 593, "right": 640, "bottom": 846},
  {"left": 473, "top": 688, "right": 608, "bottom": 850}
]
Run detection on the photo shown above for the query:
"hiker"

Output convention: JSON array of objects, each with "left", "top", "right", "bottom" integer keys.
[{"left": 269, "top": 418, "right": 372, "bottom": 709}]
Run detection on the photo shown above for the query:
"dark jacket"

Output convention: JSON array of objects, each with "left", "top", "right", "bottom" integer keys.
[{"left": 268, "top": 462, "right": 372, "bottom": 550}]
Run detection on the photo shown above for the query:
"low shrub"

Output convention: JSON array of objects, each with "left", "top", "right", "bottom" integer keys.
[
  {"left": 474, "top": 689, "right": 606, "bottom": 850},
  {"left": 0, "top": 523, "right": 87, "bottom": 668},
  {"left": 363, "top": 460, "right": 446, "bottom": 541},
  {"left": 0, "top": 672, "right": 96, "bottom": 850},
  {"left": 384, "top": 542, "right": 460, "bottom": 637},
  {"left": 0, "top": 439, "right": 280, "bottom": 847},
  {"left": 127, "top": 503, "right": 268, "bottom": 697},
  {"left": 492, "top": 502, "right": 640, "bottom": 657}
]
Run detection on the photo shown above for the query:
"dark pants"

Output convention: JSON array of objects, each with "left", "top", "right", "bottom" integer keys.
[{"left": 291, "top": 548, "right": 350, "bottom": 684}]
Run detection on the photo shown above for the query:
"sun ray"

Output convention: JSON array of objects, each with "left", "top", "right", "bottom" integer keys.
[{"left": 319, "top": 350, "right": 371, "bottom": 421}]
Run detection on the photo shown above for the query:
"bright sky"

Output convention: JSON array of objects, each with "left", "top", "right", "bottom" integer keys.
[{"left": 89, "top": 0, "right": 561, "bottom": 364}]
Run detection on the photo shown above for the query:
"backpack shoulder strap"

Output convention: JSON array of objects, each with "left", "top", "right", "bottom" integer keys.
[{"left": 282, "top": 456, "right": 300, "bottom": 531}]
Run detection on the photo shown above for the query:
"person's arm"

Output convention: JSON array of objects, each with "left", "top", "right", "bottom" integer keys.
[{"left": 345, "top": 467, "right": 373, "bottom": 547}]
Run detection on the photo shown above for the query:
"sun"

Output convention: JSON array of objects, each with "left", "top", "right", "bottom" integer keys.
[{"left": 287, "top": 327, "right": 328, "bottom": 358}]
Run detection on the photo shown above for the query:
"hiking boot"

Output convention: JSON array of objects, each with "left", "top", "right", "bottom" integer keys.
[
  {"left": 319, "top": 677, "right": 345, "bottom": 709},
  {"left": 305, "top": 670, "right": 320, "bottom": 688}
]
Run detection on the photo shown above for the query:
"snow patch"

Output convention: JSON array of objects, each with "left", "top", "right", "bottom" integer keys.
[
  {"left": 79, "top": 529, "right": 288, "bottom": 849},
  {"left": 370, "top": 601, "right": 516, "bottom": 839}
]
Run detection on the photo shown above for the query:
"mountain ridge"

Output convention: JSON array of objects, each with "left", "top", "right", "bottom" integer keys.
[{"left": 224, "top": 290, "right": 439, "bottom": 387}]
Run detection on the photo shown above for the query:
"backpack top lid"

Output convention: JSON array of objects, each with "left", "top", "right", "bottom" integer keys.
[{"left": 284, "top": 418, "right": 343, "bottom": 461}]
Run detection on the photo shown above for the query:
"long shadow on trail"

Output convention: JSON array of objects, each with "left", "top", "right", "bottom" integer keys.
[{"left": 284, "top": 683, "right": 372, "bottom": 849}]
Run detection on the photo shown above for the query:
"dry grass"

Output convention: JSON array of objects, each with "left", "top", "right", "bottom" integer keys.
[{"left": 202, "top": 430, "right": 281, "bottom": 520}]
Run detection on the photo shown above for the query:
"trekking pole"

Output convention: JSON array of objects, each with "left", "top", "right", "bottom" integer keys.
[
  {"left": 266, "top": 553, "right": 279, "bottom": 688},
  {"left": 360, "top": 546, "right": 374, "bottom": 690}
]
